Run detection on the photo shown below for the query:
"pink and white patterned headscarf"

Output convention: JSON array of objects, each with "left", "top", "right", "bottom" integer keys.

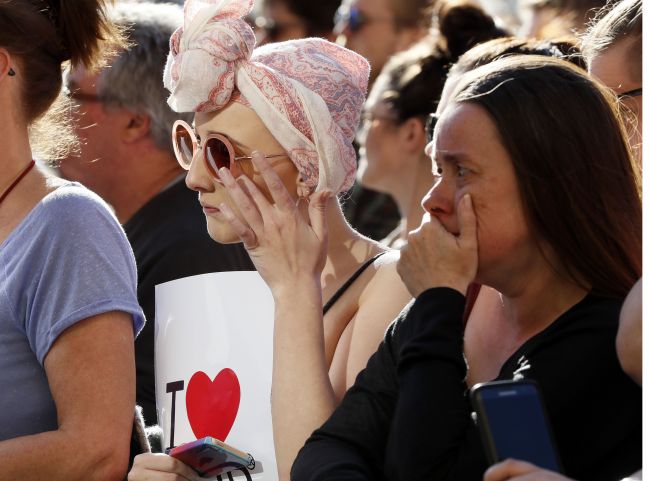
[{"left": 163, "top": 0, "right": 369, "bottom": 193}]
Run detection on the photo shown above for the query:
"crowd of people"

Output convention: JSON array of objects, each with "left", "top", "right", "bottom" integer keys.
[{"left": 0, "top": 0, "right": 642, "bottom": 480}]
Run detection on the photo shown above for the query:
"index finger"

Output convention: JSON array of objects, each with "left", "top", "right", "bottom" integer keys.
[
  {"left": 251, "top": 151, "right": 297, "bottom": 211},
  {"left": 458, "top": 194, "right": 477, "bottom": 248}
]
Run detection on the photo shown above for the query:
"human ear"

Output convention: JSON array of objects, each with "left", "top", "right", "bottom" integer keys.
[
  {"left": 0, "top": 48, "right": 14, "bottom": 81},
  {"left": 122, "top": 111, "right": 151, "bottom": 143},
  {"left": 398, "top": 117, "right": 427, "bottom": 155}
]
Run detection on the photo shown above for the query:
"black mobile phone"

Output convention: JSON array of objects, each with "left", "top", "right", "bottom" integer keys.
[
  {"left": 167, "top": 436, "right": 255, "bottom": 479},
  {"left": 470, "top": 379, "right": 563, "bottom": 472}
]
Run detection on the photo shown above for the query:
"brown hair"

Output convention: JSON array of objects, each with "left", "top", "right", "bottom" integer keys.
[
  {"left": 450, "top": 36, "right": 586, "bottom": 77},
  {"left": 375, "top": 0, "right": 508, "bottom": 123},
  {"left": 452, "top": 56, "right": 641, "bottom": 297},
  {"left": 0, "top": 0, "right": 126, "bottom": 158}
]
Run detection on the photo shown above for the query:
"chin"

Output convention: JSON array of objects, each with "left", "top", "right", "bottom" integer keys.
[{"left": 205, "top": 217, "right": 242, "bottom": 244}]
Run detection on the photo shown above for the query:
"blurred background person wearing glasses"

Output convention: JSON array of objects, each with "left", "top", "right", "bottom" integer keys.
[
  {"left": 333, "top": 0, "right": 436, "bottom": 86},
  {"left": 250, "top": 0, "right": 341, "bottom": 44},
  {"left": 58, "top": 1, "right": 254, "bottom": 429},
  {"left": 333, "top": 0, "right": 436, "bottom": 243}
]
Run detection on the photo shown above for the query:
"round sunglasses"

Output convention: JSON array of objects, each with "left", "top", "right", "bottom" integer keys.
[{"left": 172, "top": 120, "right": 289, "bottom": 180}]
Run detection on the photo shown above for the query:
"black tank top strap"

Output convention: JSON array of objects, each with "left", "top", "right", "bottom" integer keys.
[{"left": 322, "top": 251, "right": 388, "bottom": 315}]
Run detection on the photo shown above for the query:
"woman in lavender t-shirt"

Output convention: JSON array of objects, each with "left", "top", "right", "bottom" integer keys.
[{"left": 0, "top": 2, "right": 144, "bottom": 480}]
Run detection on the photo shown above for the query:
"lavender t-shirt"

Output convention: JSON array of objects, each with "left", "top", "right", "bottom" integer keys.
[{"left": 0, "top": 183, "right": 145, "bottom": 440}]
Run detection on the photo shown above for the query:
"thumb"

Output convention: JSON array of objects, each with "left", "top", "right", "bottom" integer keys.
[
  {"left": 308, "top": 189, "right": 331, "bottom": 241},
  {"left": 458, "top": 194, "right": 477, "bottom": 248}
]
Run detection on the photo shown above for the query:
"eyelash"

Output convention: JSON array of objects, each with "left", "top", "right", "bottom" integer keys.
[{"left": 432, "top": 163, "right": 468, "bottom": 179}]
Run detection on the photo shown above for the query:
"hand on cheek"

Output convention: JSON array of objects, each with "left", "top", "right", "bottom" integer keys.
[
  {"left": 217, "top": 152, "right": 332, "bottom": 295},
  {"left": 397, "top": 194, "right": 478, "bottom": 297}
]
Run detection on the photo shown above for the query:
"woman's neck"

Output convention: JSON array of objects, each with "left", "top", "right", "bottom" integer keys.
[
  {"left": 320, "top": 200, "right": 385, "bottom": 286},
  {"left": 390, "top": 155, "right": 433, "bottom": 244},
  {"left": 1, "top": 123, "right": 33, "bottom": 182},
  {"left": 489, "top": 252, "right": 589, "bottom": 340}
]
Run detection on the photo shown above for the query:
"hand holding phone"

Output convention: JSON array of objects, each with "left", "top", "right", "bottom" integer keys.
[
  {"left": 167, "top": 436, "right": 255, "bottom": 479},
  {"left": 470, "top": 380, "right": 562, "bottom": 473}
]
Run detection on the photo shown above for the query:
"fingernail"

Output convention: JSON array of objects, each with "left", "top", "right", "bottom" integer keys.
[
  {"left": 219, "top": 167, "right": 232, "bottom": 182},
  {"left": 463, "top": 194, "right": 472, "bottom": 206}
]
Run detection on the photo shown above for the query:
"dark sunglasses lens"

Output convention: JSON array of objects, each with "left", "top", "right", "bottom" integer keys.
[
  {"left": 205, "top": 136, "right": 232, "bottom": 177},
  {"left": 175, "top": 126, "right": 194, "bottom": 168}
]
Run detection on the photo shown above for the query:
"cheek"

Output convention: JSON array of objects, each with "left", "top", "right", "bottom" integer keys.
[{"left": 205, "top": 216, "right": 240, "bottom": 244}]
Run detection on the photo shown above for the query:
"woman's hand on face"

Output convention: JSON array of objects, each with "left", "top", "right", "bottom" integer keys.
[
  {"left": 217, "top": 151, "right": 332, "bottom": 295},
  {"left": 128, "top": 453, "right": 200, "bottom": 481},
  {"left": 484, "top": 459, "right": 575, "bottom": 481},
  {"left": 397, "top": 193, "right": 478, "bottom": 298}
]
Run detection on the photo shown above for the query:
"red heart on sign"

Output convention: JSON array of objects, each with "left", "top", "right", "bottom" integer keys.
[{"left": 185, "top": 368, "right": 240, "bottom": 441}]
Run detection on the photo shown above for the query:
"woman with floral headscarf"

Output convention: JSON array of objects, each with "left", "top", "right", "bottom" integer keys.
[{"left": 129, "top": 0, "right": 412, "bottom": 479}]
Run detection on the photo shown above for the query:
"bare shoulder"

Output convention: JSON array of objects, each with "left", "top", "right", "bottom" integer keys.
[
  {"left": 342, "top": 249, "right": 412, "bottom": 388},
  {"left": 363, "top": 250, "right": 409, "bottom": 296},
  {"left": 356, "top": 249, "right": 411, "bottom": 324}
]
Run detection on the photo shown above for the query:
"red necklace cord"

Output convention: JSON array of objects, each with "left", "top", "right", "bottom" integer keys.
[{"left": 0, "top": 160, "right": 36, "bottom": 205}]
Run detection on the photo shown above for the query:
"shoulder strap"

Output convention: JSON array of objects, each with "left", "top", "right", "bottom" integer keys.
[{"left": 322, "top": 251, "right": 388, "bottom": 315}]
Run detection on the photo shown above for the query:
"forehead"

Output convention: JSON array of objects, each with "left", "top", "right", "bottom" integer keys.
[
  {"left": 433, "top": 102, "right": 505, "bottom": 160},
  {"left": 195, "top": 102, "right": 262, "bottom": 135},
  {"left": 194, "top": 101, "right": 284, "bottom": 151}
]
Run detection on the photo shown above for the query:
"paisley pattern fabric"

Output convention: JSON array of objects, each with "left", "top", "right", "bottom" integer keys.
[{"left": 163, "top": 0, "right": 369, "bottom": 193}]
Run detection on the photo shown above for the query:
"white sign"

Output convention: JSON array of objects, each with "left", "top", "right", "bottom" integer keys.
[{"left": 155, "top": 272, "right": 277, "bottom": 481}]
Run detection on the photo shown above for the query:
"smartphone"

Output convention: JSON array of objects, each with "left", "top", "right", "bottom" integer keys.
[
  {"left": 470, "top": 379, "right": 562, "bottom": 472},
  {"left": 167, "top": 436, "right": 255, "bottom": 478}
]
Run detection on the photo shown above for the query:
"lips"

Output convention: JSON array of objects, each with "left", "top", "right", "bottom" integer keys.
[{"left": 200, "top": 202, "right": 221, "bottom": 216}]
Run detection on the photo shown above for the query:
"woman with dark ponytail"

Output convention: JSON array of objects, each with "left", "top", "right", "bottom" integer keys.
[
  {"left": 357, "top": 0, "right": 508, "bottom": 248},
  {"left": 0, "top": 2, "right": 144, "bottom": 480}
]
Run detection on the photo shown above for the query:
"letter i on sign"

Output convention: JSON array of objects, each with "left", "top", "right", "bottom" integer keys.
[{"left": 166, "top": 380, "right": 185, "bottom": 450}]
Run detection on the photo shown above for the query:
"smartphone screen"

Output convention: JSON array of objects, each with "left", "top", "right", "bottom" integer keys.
[
  {"left": 470, "top": 380, "right": 562, "bottom": 472},
  {"left": 167, "top": 436, "right": 255, "bottom": 478}
]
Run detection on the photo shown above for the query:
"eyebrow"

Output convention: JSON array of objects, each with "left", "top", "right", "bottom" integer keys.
[
  {"left": 197, "top": 128, "right": 249, "bottom": 151},
  {"left": 435, "top": 150, "right": 475, "bottom": 166}
]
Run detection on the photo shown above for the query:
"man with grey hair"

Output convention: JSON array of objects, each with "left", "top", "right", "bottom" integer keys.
[{"left": 59, "top": 1, "right": 254, "bottom": 427}]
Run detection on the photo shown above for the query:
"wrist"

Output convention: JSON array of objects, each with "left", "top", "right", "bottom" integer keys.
[{"left": 271, "top": 276, "right": 322, "bottom": 305}]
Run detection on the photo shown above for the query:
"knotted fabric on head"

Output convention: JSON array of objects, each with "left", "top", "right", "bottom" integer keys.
[{"left": 163, "top": 0, "right": 370, "bottom": 193}]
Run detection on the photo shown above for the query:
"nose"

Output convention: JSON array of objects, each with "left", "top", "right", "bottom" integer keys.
[
  {"left": 421, "top": 177, "right": 454, "bottom": 219},
  {"left": 185, "top": 151, "right": 215, "bottom": 193}
]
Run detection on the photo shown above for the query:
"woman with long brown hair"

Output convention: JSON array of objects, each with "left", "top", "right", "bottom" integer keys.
[
  {"left": 292, "top": 55, "right": 641, "bottom": 481},
  {"left": 0, "top": 2, "right": 144, "bottom": 479}
]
